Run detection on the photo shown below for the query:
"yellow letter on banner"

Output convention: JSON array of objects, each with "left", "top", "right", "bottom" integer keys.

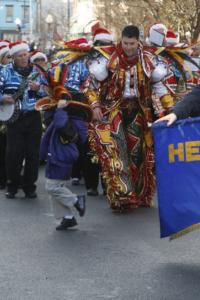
[
  {"left": 168, "top": 143, "right": 184, "bottom": 163},
  {"left": 186, "top": 141, "right": 200, "bottom": 162}
]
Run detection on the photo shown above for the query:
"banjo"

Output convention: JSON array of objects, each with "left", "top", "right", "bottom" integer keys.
[{"left": 0, "top": 71, "right": 40, "bottom": 124}]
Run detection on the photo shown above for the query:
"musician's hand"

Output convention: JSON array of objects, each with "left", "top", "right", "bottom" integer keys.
[
  {"left": 57, "top": 99, "right": 67, "bottom": 108},
  {"left": 2, "top": 95, "right": 14, "bottom": 104},
  {"left": 93, "top": 107, "right": 103, "bottom": 121},
  {"left": 154, "top": 113, "right": 177, "bottom": 126},
  {"left": 29, "top": 81, "right": 40, "bottom": 91}
]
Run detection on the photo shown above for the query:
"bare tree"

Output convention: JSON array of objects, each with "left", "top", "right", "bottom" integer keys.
[{"left": 93, "top": 0, "right": 200, "bottom": 41}]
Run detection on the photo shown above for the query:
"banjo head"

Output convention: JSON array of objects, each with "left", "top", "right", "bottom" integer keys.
[{"left": 0, "top": 103, "right": 15, "bottom": 121}]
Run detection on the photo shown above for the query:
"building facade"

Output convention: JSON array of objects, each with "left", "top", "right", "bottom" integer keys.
[{"left": 0, "top": 0, "right": 39, "bottom": 41}]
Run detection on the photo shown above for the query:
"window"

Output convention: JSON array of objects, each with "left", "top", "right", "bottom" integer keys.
[
  {"left": 6, "top": 5, "right": 13, "bottom": 23},
  {"left": 21, "top": 5, "right": 30, "bottom": 23}
]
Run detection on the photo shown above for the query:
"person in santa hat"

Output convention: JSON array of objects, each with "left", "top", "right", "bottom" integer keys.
[
  {"left": 146, "top": 24, "right": 193, "bottom": 102},
  {"left": 0, "top": 41, "right": 12, "bottom": 66},
  {"left": 93, "top": 27, "right": 114, "bottom": 46},
  {"left": 30, "top": 50, "right": 48, "bottom": 69},
  {"left": 0, "top": 41, "right": 48, "bottom": 199},
  {"left": 0, "top": 40, "right": 11, "bottom": 190},
  {"left": 81, "top": 27, "right": 115, "bottom": 196}
]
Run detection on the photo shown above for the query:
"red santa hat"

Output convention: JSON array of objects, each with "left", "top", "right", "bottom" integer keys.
[
  {"left": 166, "top": 29, "right": 179, "bottom": 45},
  {"left": 30, "top": 50, "right": 47, "bottom": 63},
  {"left": 0, "top": 40, "right": 10, "bottom": 48},
  {"left": 0, "top": 45, "right": 10, "bottom": 57},
  {"left": 64, "top": 38, "right": 91, "bottom": 50},
  {"left": 9, "top": 41, "right": 30, "bottom": 56},
  {"left": 93, "top": 27, "right": 113, "bottom": 43}
]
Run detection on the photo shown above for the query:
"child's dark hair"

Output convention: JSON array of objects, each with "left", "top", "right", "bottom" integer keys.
[{"left": 122, "top": 25, "right": 140, "bottom": 40}]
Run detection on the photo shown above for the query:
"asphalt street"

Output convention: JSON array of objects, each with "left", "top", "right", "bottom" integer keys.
[{"left": 0, "top": 166, "right": 200, "bottom": 300}]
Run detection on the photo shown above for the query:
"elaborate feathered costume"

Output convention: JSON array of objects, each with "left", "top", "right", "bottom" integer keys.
[{"left": 88, "top": 43, "right": 174, "bottom": 210}]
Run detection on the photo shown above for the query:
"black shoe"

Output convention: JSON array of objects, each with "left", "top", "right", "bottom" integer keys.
[
  {"left": 5, "top": 192, "right": 15, "bottom": 199},
  {"left": 56, "top": 217, "right": 77, "bottom": 231},
  {"left": 87, "top": 188, "right": 98, "bottom": 196},
  {"left": 25, "top": 191, "right": 37, "bottom": 199},
  {"left": 74, "top": 195, "right": 86, "bottom": 217}
]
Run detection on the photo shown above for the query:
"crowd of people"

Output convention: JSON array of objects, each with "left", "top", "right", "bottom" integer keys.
[{"left": 0, "top": 23, "right": 199, "bottom": 230}]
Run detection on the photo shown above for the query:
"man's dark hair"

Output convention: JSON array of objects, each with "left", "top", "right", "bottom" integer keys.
[{"left": 122, "top": 25, "right": 140, "bottom": 40}]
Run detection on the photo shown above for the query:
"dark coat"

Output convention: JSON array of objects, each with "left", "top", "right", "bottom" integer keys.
[
  {"left": 40, "top": 108, "right": 87, "bottom": 180},
  {"left": 173, "top": 85, "right": 200, "bottom": 119}
]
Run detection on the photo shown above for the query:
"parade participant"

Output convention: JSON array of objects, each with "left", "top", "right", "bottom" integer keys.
[
  {"left": 146, "top": 23, "right": 168, "bottom": 47},
  {"left": 165, "top": 29, "right": 179, "bottom": 47},
  {"left": 155, "top": 84, "right": 200, "bottom": 126},
  {"left": 88, "top": 25, "right": 174, "bottom": 211},
  {"left": 0, "top": 41, "right": 12, "bottom": 65},
  {"left": 93, "top": 27, "right": 114, "bottom": 46},
  {"left": 0, "top": 41, "right": 47, "bottom": 198},
  {"left": 0, "top": 41, "right": 11, "bottom": 189},
  {"left": 40, "top": 98, "right": 88, "bottom": 230},
  {"left": 146, "top": 24, "right": 199, "bottom": 99},
  {"left": 85, "top": 27, "right": 115, "bottom": 196},
  {"left": 30, "top": 50, "right": 48, "bottom": 69},
  {"left": 49, "top": 38, "right": 91, "bottom": 190}
]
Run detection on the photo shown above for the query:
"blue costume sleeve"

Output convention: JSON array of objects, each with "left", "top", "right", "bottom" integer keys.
[
  {"left": 34, "top": 67, "right": 49, "bottom": 97},
  {"left": 0, "top": 66, "right": 7, "bottom": 102},
  {"left": 80, "top": 60, "right": 89, "bottom": 81}
]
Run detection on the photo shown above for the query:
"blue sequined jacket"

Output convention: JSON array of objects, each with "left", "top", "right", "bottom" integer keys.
[{"left": 0, "top": 63, "right": 47, "bottom": 111}]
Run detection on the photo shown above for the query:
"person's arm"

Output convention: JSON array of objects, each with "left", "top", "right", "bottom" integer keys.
[
  {"left": 83, "top": 60, "right": 103, "bottom": 121},
  {"left": 155, "top": 85, "right": 200, "bottom": 126},
  {"left": 86, "top": 89, "right": 103, "bottom": 121},
  {"left": 150, "top": 57, "right": 174, "bottom": 116},
  {"left": 34, "top": 72, "right": 49, "bottom": 97},
  {"left": 155, "top": 113, "right": 177, "bottom": 126}
]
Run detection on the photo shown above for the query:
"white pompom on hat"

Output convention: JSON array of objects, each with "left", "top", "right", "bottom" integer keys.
[
  {"left": 30, "top": 51, "right": 47, "bottom": 63},
  {"left": 9, "top": 41, "right": 30, "bottom": 56},
  {"left": 64, "top": 37, "right": 91, "bottom": 50},
  {"left": 93, "top": 27, "right": 113, "bottom": 43}
]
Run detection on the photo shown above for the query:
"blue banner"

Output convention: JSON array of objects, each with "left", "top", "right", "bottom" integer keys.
[{"left": 153, "top": 117, "right": 200, "bottom": 239}]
